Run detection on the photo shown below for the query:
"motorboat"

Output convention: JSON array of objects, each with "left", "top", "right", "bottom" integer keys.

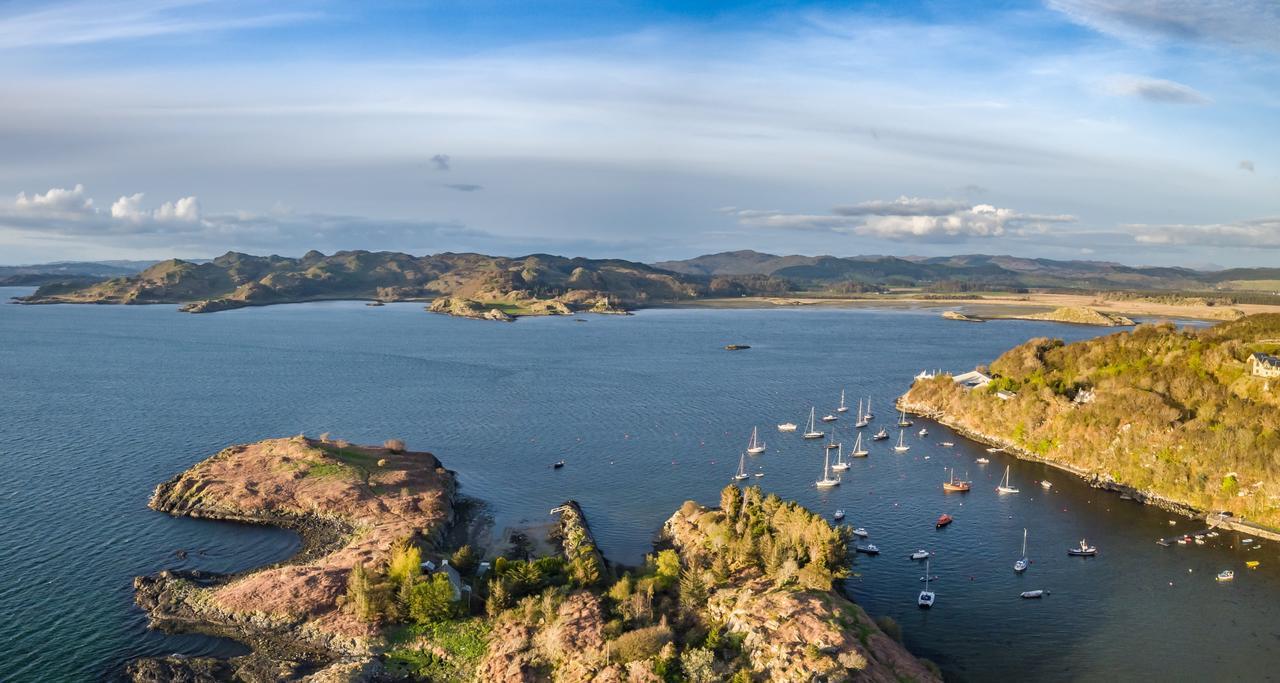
[
  {"left": 918, "top": 428, "right": 928, "bottom": 437},
  {"left": 975, "top": 457, "right": 990, "bottom": 464},
  {"left": 1067, "top": 539, "right": 1097, "bottom": 556},
  {"left": 778, "top": 422, "right": 798, "bottom": 433},
  {"left": 872, "top": 428, "right": 889, "bottom": 441},
  {"left": 1019, "top": 590, "right": 1045, "bottom": 599},
  {"left": 1041, "top": 480, "right": 1053, "bottom": 490},
  {"left": 851, "top": 527, "right": 869, "bottom": 538},
  {"left": 1246, "top": 561, "right": 1260, "bottom": 569},
  {"left": 986, "top": 447, "right": 1004, "bottom": 453},
  {"left": 941, "top": 441, "right": 954, "bottom": 447},
  {"left": 1216, "top": 570, "right": 1235, "bottom": 582},
  {"left": 855, "top": 543, "right": 880, "bottom": 555},
  {"left": 553, "top": 460, "right": 566, "bottom": 469},
  {"left": 822, "top": 413, "right": 839, "bottom": 423},
  {"left": 936, "top": 514, "right": 953, "bottom": 529},
  {"left": 834, "top": 509, "right": 846, "bottom": 521},
  {"left": 910, "top": 549, "right": 930, "bottom": 560},
  {"left": 746, "top": 427, "right": 767, "bottom": 455},
  {"left": 918, "top": 559, "right": 936, "bottom": 608}
]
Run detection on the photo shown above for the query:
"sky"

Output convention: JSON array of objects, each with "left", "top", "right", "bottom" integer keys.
[{"left": 0, "top": 0, "right": 1277, "bottom": 268}]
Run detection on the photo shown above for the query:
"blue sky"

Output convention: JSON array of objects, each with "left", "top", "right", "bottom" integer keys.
[{"left": 0, "top": 0, "right": 1277, "bottom": 267}]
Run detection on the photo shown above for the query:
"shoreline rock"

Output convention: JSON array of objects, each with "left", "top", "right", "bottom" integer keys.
[{"left": 942, "top": 310, "right": 985, "bottom": 322}]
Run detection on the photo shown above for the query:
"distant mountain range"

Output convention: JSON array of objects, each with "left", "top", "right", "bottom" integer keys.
[{"left": 10, "top": 249, "right": 1280, "bottom": 314}]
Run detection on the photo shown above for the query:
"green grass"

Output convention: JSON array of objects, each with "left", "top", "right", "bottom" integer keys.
[
  {"left": 303, "top": 462, "right": 354, "bottom": 478},
  {"left": 384, "top": 618, "right": 492, "bottom": 679}
]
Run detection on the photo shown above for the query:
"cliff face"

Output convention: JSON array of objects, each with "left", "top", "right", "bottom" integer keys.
[{"left": 137, "top": 436, "right": 455, "bottom": 677}]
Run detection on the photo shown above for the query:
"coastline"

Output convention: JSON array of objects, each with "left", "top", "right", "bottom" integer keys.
[{"left": 896, "top": 396, "right": 1280, "bottom": 543}]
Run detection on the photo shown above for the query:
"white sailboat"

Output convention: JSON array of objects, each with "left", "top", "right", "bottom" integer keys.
[
  {"left": 897, "top": 409, "right": 913, "bottom": 427},
  {"left": 746, "top": 426, "right": 767, "bottom": 455},
  {"left": 864, "top": 398, "right": 874, "bottom": 421},
  {"left": 837, "top": 389, "right": 849, "bottom": 413},
  {"left": 918, "top": 558, "right": 936, "bottom": 608},
  {"left": 803, "top": 407, "right": 825, "bottom": 440},
  {"left": 997, "top": 465, "right": 1020, "bottom": 494},
  {"left": 831, "top": 443, "right": 850, "bottom": 471},
  {"left": 893, "top": 429, "right": 910, "bottom": 452},
  {"left": 854, "top": 398, "right": 869, "bottom": 428},
  {"left": 732, "top": 452, "right": 749, "bottom": 481},
  {"left": 1014, "top": 528, "right": 1029, "bottom": 572},
  {"left": 816, "top": 448, "right": 841, "bottom": 488},
  {"left": 851, "top": 432, "right": 869, "bottom": 457}
]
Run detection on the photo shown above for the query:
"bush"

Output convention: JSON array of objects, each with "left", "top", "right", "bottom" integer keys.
[
  {"left": 875, "top": 615, "right": 902, "bottom": 642},
  {"left": 409, "top": 573, "right": 457, "bottom": 624},
  {"left": 451, "top": 545, "right": 478, "bottom": 575},
  {"left": 384, "top": 438, "right": 407, "bottom": 453},
  {"left": 681, "top": 647, "right": 717, "bottom": 683},
  {"left": 609, "top": 624, "right": 674, "bottom": 663}
]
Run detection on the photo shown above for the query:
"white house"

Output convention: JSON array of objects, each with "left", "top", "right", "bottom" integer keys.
[
  {"left": 952, "top": 370, "right": 992, "bottom": 390},
  {"left": 1249, "top": 353, "right": 1280, "bottom": 379}
]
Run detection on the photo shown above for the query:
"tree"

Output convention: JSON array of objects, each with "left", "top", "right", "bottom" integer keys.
[
  {"left": 450, "top": 544, "right": 478, "bottom": 575},
  {"left": 654, "top": 549, "right": 681, "bottom": 591},
  {"left": 346, "top": 562, "right": 379, "bottom": 622},
  {"left": 720, "top": 484, "right": 742, "bottom": 520},
  {"left": 486, "top": 578, "right": 511, "bottom": 616},
  {"left": 681, "top": 647, "right": 717, "bottom": 683},
  {"left": 678, "top": 568, "right": 708, "bottom": 617},
  {"left": 409, "top": 573, "right": 456, "bottom": 623}
]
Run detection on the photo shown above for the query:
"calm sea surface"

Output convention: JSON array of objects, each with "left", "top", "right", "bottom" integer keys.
[{"left": 1, "top": 288, "right": 1276, "bottom": 681}]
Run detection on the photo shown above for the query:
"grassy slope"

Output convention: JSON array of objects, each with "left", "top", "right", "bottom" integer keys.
[{"left": 904, "top": 314, "right": 1280, "bottom": 525}]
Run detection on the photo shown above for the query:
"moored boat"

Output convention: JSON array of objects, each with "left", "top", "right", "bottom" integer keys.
[
  {"left": 837, "top": 390, "right": 849, "bottom": 413},
  {"left": 732, "top": 452, "right": 749, "bottom": 481},
  {"left": 1014, "top": 528, "right": 1029, "bottom": 573},
  {"left": 936, "top": 513, "right": 954, "bottom": 529},
  {"left": 803, "top": 408, "right": 825, "bottom": 440},
  {"left": 778, "top": 422, "right": 798, "bottom": 432},
  {"left": 997, "top": 465, "right": 1020, "bottom": 494},
  {"left": 975, "top": 457, "right": 990, "bottom": 464},
  {"left": 893, "top": 430, "right": 911, "bottom": 453},
  {"left": 815, "top": 447, "right": 841, "bottom": 488},
  {"left": 1041, "top": 480, "right": 1053, "bottom": 490},
  {"left": 918, "top": 559, "right": 936, "bottom": 608},
  {"left": 873, "top": 428, "right": 889, "bottom": 441},
  {"left": 1067, "top": 539, "right": 1097, "bottom": 556},
  {"left": 1216, "top": 570, "right": 1235, "bottom": 582},
  {"left": 942, "top": 468, "right": 970, "bottom": 492},
  {"left": 851, "top": 433, "right": 869, "bottom": 457},
  {"left": 834, "top": 509, "right": 846, "bottom": 521},
  {"left": 1020, "top": 590, "right": 1045, "bottom": 599},
  {"left": 852, "top": 527, "right": 869, "bottom": 538},
  {"left": 746, "top": 426, "right": 767, "bottom": 455},
  {"left": 855, "top": 543, "right": 880, "bottom": 555},
  {"left": 910, "top": 549, "right": 930, "bottom": 560}
]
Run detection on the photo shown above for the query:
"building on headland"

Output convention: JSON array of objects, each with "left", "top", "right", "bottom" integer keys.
[
  {"left": 1249, "top": 353, "right": 1280, "bottom": 379},
  {"left": 952, "top": 370, "right": 992, "bottom": 390}
]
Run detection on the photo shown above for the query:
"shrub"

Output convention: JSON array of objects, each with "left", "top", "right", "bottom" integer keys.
[
  {"left": 609, "top": 624, "right": 674, "bottom": 663},
  {"left": 681, "top": 647, "right": 717, "bottom": 683},
  {"left": 875, "top": 615, "right": 902, "bottom": 642},
  {"left": 409, "top": 573, "right": 457, "bottom": 624},
  {"left": 384, "top": 438, "right": 407, "bottom": 453},
  {"left": 451, "top": 545, "right": 478, "bottom": 575}
]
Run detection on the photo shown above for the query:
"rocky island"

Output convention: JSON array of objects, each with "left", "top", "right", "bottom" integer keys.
[
  {"left": 129, "top": 437, "right": 940, "bottom": 682},
  {"left": 901, "top": 313, "right": 1280, "bottom": 529}
]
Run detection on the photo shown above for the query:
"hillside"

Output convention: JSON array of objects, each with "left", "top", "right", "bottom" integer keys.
[
  {"left": 902, "top": 314, "right": 1280, "bottom": 527},
  {"left": 15, "top": 250, "right": 703, "bottom": 316}
]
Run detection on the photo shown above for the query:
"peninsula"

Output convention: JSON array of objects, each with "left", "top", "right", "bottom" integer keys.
[
  {"left": 129, "top": 437, "right": 939, "bottom": 682},
  {"left": 901, "top": 313, "right": 1280, "bottom": 529}
]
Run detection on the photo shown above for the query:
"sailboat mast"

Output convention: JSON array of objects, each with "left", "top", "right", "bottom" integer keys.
[{"left": 1022, "top": 528, "right": 1027, "bottom": 556}]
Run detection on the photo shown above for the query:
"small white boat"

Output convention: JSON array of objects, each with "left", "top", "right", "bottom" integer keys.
[
  {"left": 941, "top": 441, "right": 954, "bottom": 447},
  {"left": 997, "top": 465, "right": 1020, "bottom": 494},
  {"left": 856, "top": 543, "right": 880, "bottom": 555},
  {"left": 872, "top": 428, "right": 889, "bottom": 441},
  {"left": 851, "top": 432, "right": 869, "bottom": 457},
  {"left": 918, "top": 428, "right": 928, "bottom": 437},
  {"left": 851, "top": 527, "right": 869, "bottom": 538},
  {"left": 837, "top": 390, "right": 850, "bottom": 413},
  {"left": 1195, "top": 537, "right": 1206, "bottom": 545},
  {"left": 918, "top": 559, "right": 936, "bottom": 608},
  {"left": 803, "top": 408, "right": 825, "bottom": 440},
  {"left": 910, "top": 549, "right": 930, "bottom": 560},
  {"left": 975, "top": 457, "right": 990, "bottom": 464},
  {"left": 1216, "top": 570, "right": 1234, "bottom": 582},
  {"left": 834, "top": 509, "right": 846, "bottom": 521},
  {"left": 822, "top": 414, "right": 839, "bottom": 422},
  {"left": 1014, "top": 528, "right": 1029, "bottom": 573},
  {"left": 746, "top": 426, "right": 767, "bottom": 455},
  {"left": 753, "top": 472, "right": 764, "bottom": 478},
  {"left": 732, "top": 453, "right": 749, "bottom": 481},
  {"left": 1020, "top": 590, "right": 1045, "bottom": 599},
  {"left": 893, "top": 429, "right": 910, "bottom": 453},
  {"left": 1041, "top": 480, "right": 1053, "bottom": 490},
  {"left": 986, "top": 447, "right": 1004, "bottom": 453},
  {"left": 815, "top": 448, "right": 841, "bottom": 488},
  {"left": 1243, "top": 538, "right": 1256, "bottom": 544},
  {"left": 831, "top": 443, "right": 850, "bottom": 472},
  {"left": 777, "top": 422, "right": 797, "bottom": 432},
  {"left": 1067, "top": 538, "right": 1097, "bottom": 556}
]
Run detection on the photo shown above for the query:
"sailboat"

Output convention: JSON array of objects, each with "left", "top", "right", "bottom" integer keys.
[
  {"left": 854, "top": 400, "right": 869, "bottom": 429},
  {"left": 897, "top": 410, "right": 913, "bottom": 428},
  {"left": 918, "top": 559, "right": 936, "bottom": 608},
  {"left": 837, "top": 390, "right": 849, "bottom": 413},
  {"left": 893, "top": 429, "right": 910, "bottom": 452},
  {"left": 864, "top": 399, "right": 874, "bottom": 421},
  {"left": 851, "top": 432, "right": 869, "bottom": 457},
  {"left": 831, "top": 443, "right": 850, "bottom": 471},
  {"left": 1014, "top": 528, "right": 1029, "bottom": 572},
  {"left": 746, "top": 427, "right": 767, "bottom": 455},
  {"left": 997, "top": 465, "right": 1020, "bottom": 494},
  {"left": 732, "top": 452, "right": 749, "bottom": 481},
  {"left": 816, "top": 447, "right": 841, "bottom": 488},
  {"left": 825, "top": 428, "right": 840, "bottom": 450},
  {"left": 802, "top": 408, "right": 825, "bottom": 440},
  {"left": 942, "top": 467, "right": 970, "bottom": 492}
]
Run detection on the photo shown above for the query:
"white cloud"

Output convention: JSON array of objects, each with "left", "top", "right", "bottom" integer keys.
[
  {"left": 109, "top": 192, "right": 201, "bottom": 223},
  {"left": 1049, "top": 0, "right": 1280, "bottom": 52},
  {"left": 154, "top": 196, "right": 201, "bottom": 222},
  {"left": 1103, "top": 75, "right": 1210, "bottom": 104},
  {"left": 1130, "top": 217, "right": 1280, "bottom": 247},
  {"left": 725, "top": 197, "right": 1076, "bottom": 242},
  {"left": 1239, "top": 160, "right": 1255, "bottom": 172},
  {"left": 14, "top": 184, "right": 93, "bottom": 214},
  {"left": 109, "top": 192, "right": 145, "bottom": 221}
]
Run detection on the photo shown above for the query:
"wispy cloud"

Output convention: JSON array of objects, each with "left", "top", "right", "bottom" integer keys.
[
  {"left": 1103, "top": 75, "right": 1210, "bottom": 104},
  {"left": 1130, "top": 217, "right": 1280, "bottom": 247},
  {"left": 723, "top": 197, "right": 1076, "bottom": 242},
  {"left": 0, "top": 0, "right": 321, "bottom": 49},
  {"left": 443, "top": 183, "right": 483, "bottom": 192},
  {"left": 1049, "top": 0, "right": 1280, "bottom": 52},
  {"left": 1239, "top": 160, "right": 1255, "bottom": 172},
  {"left": 430, "top": 154, "right": 451, "bottom": 171}
]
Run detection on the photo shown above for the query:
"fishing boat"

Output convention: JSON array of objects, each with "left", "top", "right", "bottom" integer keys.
[
  {"left": 1216, "top": 570, "right": 1235, "bottom": 582},
  {"left": 1067, "top": 539, "right": 1097, "bottom": 556},
  {"left": 553, "top": 460, "right": 566, "bottom": 469},
  {"left": 746, "top": 427, "right": 767, "bottom": 455},
  {"left": 815, "top": 448, "right": 841, "bottom": 488},
  {"left": 893, "top": 430, "right": 911, "bottom": 453},
  {"left": 856, "top": 543, "right": 880, "bottom": 555},
  {"left": 997, "top": 465, "right": 1020, "bottom": 494},
  {"left": 778, "top": 422, "right": 798, "bottom": 432},
  {"left": 918, "top": 428, "right": 929, "bottom": 437},
  {"left": 1020, "top": 590, "right": 1045, "bottom": 599},
  {"left": 851, "top": 432, "right": 869, "bottom": 457},
  {"left": 834, "top": 509, "right": 846, "bottom": 521},
  {"left": 918, "top": 559, "right": 936, "bottom": 608},
  {"left": 897, "top": 410, "right": 913, "bottom": 427},
  {"left": 803, "top": 408, "right": 825, "bottom": 440},
  {"left": 831, "top": 443, "right": 850, "bottom": 471},
  {"left": 822, "top": 413, "right": 839, "bottom": 422},
  {"left": 837, "top": 390, "right": 849, "bottom": 413},
  {"left": 910, "top": 549, "right": 930, "bottom": 560},
  {"left": 873, "top": 428, "right": 889, "bottom": 441},
  {"left": 975, "top": 457, "right": 990, "bottom": 464},
  {"left": 936, "top": 513, "right": 953, "bottom": 529},
  {"left": 1014, "top": 528, "right": 1029, "bottom": 573},
  {"left": 942, "top": 468, "right": 970, "bottom": 492},
  {"left": 1041, "top": 480, "right": 1053, "bottom": 490},
  {"left": 732, "top": 453, "right": 749, "bottom": 481},
  {"left": 851, "top": 527, "right": 869, "bottom": 538}
]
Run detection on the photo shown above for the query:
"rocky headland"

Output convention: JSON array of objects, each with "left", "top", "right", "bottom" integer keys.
[{"left": 998, "top": 305, "right": 1134, "bottom": 326}]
